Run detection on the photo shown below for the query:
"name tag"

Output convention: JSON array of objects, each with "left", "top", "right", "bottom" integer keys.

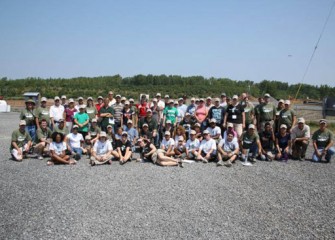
[{"left": 232, "top": 115, "right": 237, "bottom": 119}]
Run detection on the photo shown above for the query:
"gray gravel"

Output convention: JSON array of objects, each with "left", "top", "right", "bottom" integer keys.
[{"left": 1, "top": 112, "right": 335, "bottom": 239}]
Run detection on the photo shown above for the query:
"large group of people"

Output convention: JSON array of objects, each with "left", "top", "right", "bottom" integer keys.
[{"left": 11, "top": 91, "right": 335, "bottom": 166}]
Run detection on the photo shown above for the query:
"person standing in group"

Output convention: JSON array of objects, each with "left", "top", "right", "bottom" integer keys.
[
  {"left": 312, "top": 119, "right": 335, "bottom": 163},
  {"left": 254, "top": 97, "right": 264, "bottom": 127},
  {"left": 121, "top": 100, "right": 135, "bottom": 128},
  {"left": 107, "top": 91, "right": 116, "bottom": 106},
  {"left": 95, "top": 96, "right": 104, "bottom": 119},
  {"left": 75, "top": 97, "right": 85, "bottom": 111},
  {"left": 74, "top": 105, "right": 89, "bottom": 139},
  {"left": 137, "top": 95, "right": 149, "bottom": 120},
  {"left": 86, "top": 97, "right": 97, "bottom": 123},
  {"left": 35, "top": 97, "right": 50, "bottom": 129},
  {"left": 257, "top": 93, "right": 276, "bottom": 132},
  {"left": 208, "top": 98, "right": 225, "bottom": 132},
  {"left": 162, "top": 99, "right": 178, "bottom": 128},
  {"left": 177, "top": 98, "right": 187, "bottom": 124},
  {"left": 99, "top": 98, "right": 115, "bottom": 132},
  {"left": 63, "top": 98, "right": 77, "bottom": 132},
  {"left": 278, "top": 100, "right": 296, "bottom": 132},
  {"left": 50, "top": 96, "right": 65, "bottom": 130},
  {"left": 194, "top": 99, "right": 208, "bottom": 131},
  {"left": 243, "top": 96, "right": 255, "bottom": 130},
  {"left": 291, "top": 117, "right": 310, "bottom": 161},
  {"left": 186, "top": 97, "right": 197, "bottom": 115},
  {"left": 112, "top": 94, "right": 124, "bottom": 132},
  {"left": 220, "top": 93, "right": 228, "bottom": 108},
  {"left": 10, "top": 120, "right": 33, "bottom": 161},
  {"left": 20, "top": 99, "right": 37, "bottom": 141},
  {"left": 224, "top": 95, "right": 245, "bottom": 138}
]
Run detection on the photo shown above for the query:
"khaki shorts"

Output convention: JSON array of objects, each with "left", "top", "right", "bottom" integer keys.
[{"left": 152, "top": 149, "right": 166, "bottom": 163}]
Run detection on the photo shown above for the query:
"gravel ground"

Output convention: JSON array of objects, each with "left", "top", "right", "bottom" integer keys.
[{"left": 1, "top": 112, "right": 335, "bottom": 239}]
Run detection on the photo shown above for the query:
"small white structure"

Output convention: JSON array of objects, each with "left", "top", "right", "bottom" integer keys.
[{"left": 0, "top": 100, "right": 10, "bottom": 112}]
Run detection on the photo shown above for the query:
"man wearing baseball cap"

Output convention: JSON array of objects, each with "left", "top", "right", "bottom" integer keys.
[
  {"left": 197, "top": 130, "right": 217, "bottom": 163},
  {"left": 278, "top": 100, "right": 296, "bottom": 131},
  {"left": 163, "top": 99, "right": 178, "bottom": 128},
  {"left": 61, "top": 95, "right": 68, "bottom": 109},
  {"left": 10, "top": 120, "right": 33, "bottom": 161},
  {"left": 186, "top": 97, "right": 197, "bottom": 115},
  {"left": 50, "top": 96, "right": 65, "bottom": 130},
  {"left": 107, "top": 91, "right": 116, "bottom": 106},
  {"left": 138, "top": 109, "right": 158, "bottom": 146},
  {"left": 257, "top": 93, "right": 276, "bottom": 132},
  {"left": 90, "top": 131, "right": 119, "bottom": 166},
  {"left": 240, "top": 124, "right": 262, "bottom": 165},
  {"left": 112, "top": 94, "right": 124, "bottom": 131},
  {"left": 66, "top": 125, "right": 84, "bottom": 160},
  {"left": 35, "top": 97, "right": 50, "bottom": 129},
  {"left": 311, "top": 119, "right": 335, "bottom": 163},
  {"left": 53, "top": 119, "right": 69, "bottom": 136},
  {"left": 291, "top": 117, "right": 310, "bottom": 161},
  {"left": 224, "top": 95, "right": 245, "bottom": 138},
  {"left": 20, "top": 99, "right": 37, "bottom": 142},
  {"left": 208, "top": 98, "right": 225, "bottom": 129},
  {"left": 220, "top": 93, "right": 228, "bottom": 107}
]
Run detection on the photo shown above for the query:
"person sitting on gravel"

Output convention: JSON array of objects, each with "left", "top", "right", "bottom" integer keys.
[
  {"left": 275, "top": 124, "right": 291, "bottom": 161},
  {"left": 82, "top": 135, "right": 93, "bottom": 158},
  {"left": 88, "top": 118, "right": 101, "bottom": 144},
  {"left": 259, "top": 122, "right": 276, "bottom": 161},
  {"left": 53, "top": 119, "right": 69, "bottom": 136},
  {"left": 48, "top": 132, "right": 76, "bottom": 166},
  {"left": 123, "top": 120, "right": 138, "bottom": 152},
  {"left": 137, "top": 138, "right": 157, "bottom": 163},
  {"left": 239, "top": 124, "right": 262, "bottom": 165},
  {"left": 197, "top": 130, "right": 217, "bottom": 163},
  {"left": 66, "top": 125, "right": 84, "bottom": 160},
  {"left": 185, "top": 130, "right": 200, "bottom": 160},
  {"left": 10, "top": 120, "right": 33, "bottom": 161},
  {"left": 90, "top": 131, "right": 119, "bottom": 166},
  {"left": 206, "top": 118, "right": 222, "bottom": 144},
  {"left": 174, "top": 136, "right": 186, "bottom": 159},
  {"left": 34, "top": 119, "right": 53, "bottom": 160},
  {"left": 160, "top": 131, "right": 175, "bottom": 157},
  {"left": 116, "top": 131, "right": 132, "bottom": 165},
  {"left": 217, "top": 132, "right": 239, "bottom": 167},
  {"left": 291, "top": 117, "right": 310, "bottom": 161},
  {"left": 312, "top": 119, "right": 335, "bottom": 163},
  {"left": 35, "top": 97, "right": 50, "bottom": 129}
]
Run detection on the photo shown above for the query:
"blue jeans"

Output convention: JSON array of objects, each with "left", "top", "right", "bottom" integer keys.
[
  {"left": 72, "top": 147, "right": 83, "bottom": 157},
  {"left": 25, "top": 125, "right": 36, "bottom": 142},
  {"left": 312, "top": 147, "right": 335, "bottom": 162}
]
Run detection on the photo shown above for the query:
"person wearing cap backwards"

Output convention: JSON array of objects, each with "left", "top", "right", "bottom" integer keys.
[
  {"left": 257, "top": 93, "right": 276, "bottom": 132},
  {"left": 88, "top": 118, "right": 101, "bottom": 144},
  {"left": 63, "top": 98, "right": 77, "bottom": 132},
  {"left": 224, "top": 95, "right": 245, "bottom": 138},
  {"left": 86, "top": 97, "right": 97, "bottom": 123},
  {"left": 160, "top": 131, "right": 176, "bottom": 157},
  {"left": 275, "top": 124, "right": 291, "bottom": 161},
  {"left": 197, "top": 130, "right": 217, "bottom": 163},
  {"left": 107, "top": 91, "right": 116, "bottom": 106},
  {"left": 75, "top": 97, "right": 84, "bottom": 111},
  {"left": 53, "top": 119, "right": 69, "bottom": 136},
  {"left": 48, "top": 132, "right": 76, "bottom": 165},
  {"left": 99, "top": 98, "right": 115, "bottom": 132},
  {"left": 124, "top": 120, "right": 138, "bottom": 152},
  {"left": 220, "top": 93, "right": 228, "bottom": 108},
  {"left": 208, "top": 98, "right": 225, "bottom": 131},
  {"left": 278, "top": 100, "right": 296, "bottom": 132},
  {"left": 74, "top": 105, "right": 89, "bottom": 139},
  {"left": 240, "top": 124, "right": 262, "bottom": 164},
  {"left": 217, "top": 131, "right": 240, "bottom": 167},
  {"left": 35, "top": 97, "right": 50, "bottom": 129},
  {"left": 50, "top": 96, "right": 65, "bottom": 130},
  {"left": 194, "top": 98, "right": 208, "bottom": 131},
  {"left": 61, "top": 95, "right": 68, "bottom": 109},
  {"left": 20, "top": 99, "right": 37, "bottom": 142},
  {"left": 115, "top": 131, "right": 132, "bottom": 164},
  {"left": 112, "top": 94, "right": 124, "bottom": 131},
  {"left": 206, "top": 118, "right": 222, "bottom": 143},
  {"left": 90, "top": 131, "right": 119, "bottom": 166},
  {"left": 312, "top": 119, "right": 335, "bottom": 163},
  {"left": 121, "top": 100, "right": 135, "bottom": 128},
  {"left": 34, "top": 119, "right": 53, "bottom": 160},
  {"left": 66, "top": 125, "right": 84, "bottom": 160},
  {"left": 163, "top": 99, "right": 178, "bottom": 128},
  {"left": 259, "top": 122, "right": 276, "bottom": 161},
  {"left": 10, "top": 120, "right": 33, "bottom": 161},
  {"left": 185, "top": 130, "right": 201, "bottom": 160},
  {"left": 290, "top": 117, "right": 310, "bottom": 161}
]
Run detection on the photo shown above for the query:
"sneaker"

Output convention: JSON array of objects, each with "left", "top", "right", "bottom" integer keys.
[
  {"left": 38, "top": 155, "right": 44, "bottom": 160},
  {"left": 224, "top": 160, "right": 232, "bottom": 167},
  {"left": 217, "top": 160, "right": 224, "bottom": 166},
  {"left": 202, "top": 158, "right": 208, "bottom": 164},
  {"left": 241, "top": 160, "right": 253, "bottom": 166},
  {"left": 74, "top": 153, "right": 81, "bottom": 161},
  {"left": 178, "top": 159, "right": 184, "bottom": 168},
  {"left": 249, "top": 157, "right": 256, "bottom": 163}
]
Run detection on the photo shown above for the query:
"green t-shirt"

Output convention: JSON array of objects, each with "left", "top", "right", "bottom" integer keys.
[
  {"left": 163, "top": 107, "right": 178, "bottom": 124},
  {"left": 241, "top": 131, "right": 259, "bottom": 149},
  {"left": 279, "top": 109, "right": 296, "bottom": 128},
  {"left": 86, "top": 107, "right": 97, "bottom": 120},
  {"left": 20, "top": 109, "right": 36, "bottom": 126},
  {"left": 89, "top": 126, "right": 101, "bottom": 137},
  {"left": 259, "top": 103, "right": 276, "bottom": 122},
  {"left": 53, "top": 126, "right": 69, "bottom": 136},
  {"left": 36, "top": 127, "right": 53, "bottom": 142},
  {"left": 74, "top": 112, "right": 89, "bottom": 132},
  {"left": 36, "top": 106, "right": 50, "bottom": 123},
  {"left": 244, "top": 105, "right": 254, "bottom": 125},
  {"left": 100, "top": 106, "right": 115, "bottom": 128},
  {"left": 11, "top": 129, "right": 32, "bottom": 150},
  {"left": 312, "top": 129, "right": 334, "bottom": 149}
]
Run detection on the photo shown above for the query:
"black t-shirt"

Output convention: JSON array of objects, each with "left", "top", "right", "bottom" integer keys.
[
  {"left": 116, "top": 140, "right": 131, "bottom": 155},
  {"left": 208, "top": 106, "right": 225, "bottom": 125},
  {"left": 226, "top": 104, "right": 244, "bottom": 124},
  {"left": 140, "top": 142, "right": 153, "bottom": 160},
  {"left": 260, "top": 130, "right": 274, "bottom": 150}
]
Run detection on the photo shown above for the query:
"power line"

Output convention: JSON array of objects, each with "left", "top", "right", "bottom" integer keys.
[{"left": 295, "top": 0, "right": 335, "bottom": 99}]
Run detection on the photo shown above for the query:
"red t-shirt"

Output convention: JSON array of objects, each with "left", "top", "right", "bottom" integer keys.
[{"left": 136, "top": 103, "right": 149, "bottom": 118}]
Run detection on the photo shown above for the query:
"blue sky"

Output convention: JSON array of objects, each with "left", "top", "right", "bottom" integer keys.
[{"left": 0, "top": 0, "right": 334, "bottom": 86}]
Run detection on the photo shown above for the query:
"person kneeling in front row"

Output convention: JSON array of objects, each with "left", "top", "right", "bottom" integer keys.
[
  {"left": 312, "top": 119, "right": 335, "bottom": 163},
  {"left": 217, "top": 132, "right": 239, "bottom": 167},
  {"left": 90, "top": 131, "right": 119, "bottom": 166},
  {"left": 10, "top": 120, "right": 33, "bottom": 161}
]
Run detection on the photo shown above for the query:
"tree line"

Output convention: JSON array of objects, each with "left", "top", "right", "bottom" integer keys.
[{"left": 0, "top": 75, "right": 334, "bottom": 100}]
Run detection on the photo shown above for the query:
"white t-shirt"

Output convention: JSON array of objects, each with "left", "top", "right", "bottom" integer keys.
[
  {"left": 50, "top": 105, "right": 65, "bottom": 122},
  {"left": 161, "top": 138, "right": 175, "bottom": 151},
  {"left": 206, "top": 126, "right": 222, "bottom": 139},
  {"left": 67, "top": 133, "right": 84, "bottom": 148},
  {"left": 218, "top": 139, "right": 239, "bottom": 153},
  {"left": 185, "top": 138, "right": 200, "bottom": 150},
  {"left": 49, "top": 142, "right": 67, "bottom": 155},
  {"left": 200, "top": 138, "right": 217, "bottom": 154},
  {"left": 93, "top": 140, "right": 113, "bottom": 155}
]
